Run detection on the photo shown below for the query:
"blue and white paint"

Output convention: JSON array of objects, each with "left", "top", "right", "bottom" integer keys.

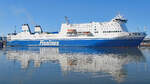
[
  {"left": 7, "top": 14, "right": 146, "bottom": 47},
  {"left": 7, "top": 37, "right": 144, "bottom": 47}
]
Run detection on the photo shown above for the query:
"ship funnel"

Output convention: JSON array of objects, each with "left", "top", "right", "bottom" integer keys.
[
  {"left": 34, "top": 25, "right": 43, "bottom": 33},
  {"left": 22, "top": 24, "right": 31, "bottom": 34}
]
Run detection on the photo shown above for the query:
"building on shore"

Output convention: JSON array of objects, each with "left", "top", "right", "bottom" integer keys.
[{"left": 141, "top": 38, "right": 150, "bottom": 47}]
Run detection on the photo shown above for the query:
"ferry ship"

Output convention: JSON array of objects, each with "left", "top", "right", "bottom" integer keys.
[{"left": 7, "top": 14, "right": 146, "bottom": 47}]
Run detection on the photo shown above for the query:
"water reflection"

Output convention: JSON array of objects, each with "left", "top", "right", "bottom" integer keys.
[{"left": 5, "top": 47, "right": 145, "bottom": 83}]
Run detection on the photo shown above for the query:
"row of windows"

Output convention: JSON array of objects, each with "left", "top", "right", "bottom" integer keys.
[
  {"left": 94, "top": 24, "right": 120, "bottom": 28},
  {"left": 129, "top": 33, "right": 143, "bottom": 36},
  {"left": 70, "top": 23, "right": 121, "bottom": 28},
  {"left": 103, "top": 31, "right": 122, "bottom": 33}
]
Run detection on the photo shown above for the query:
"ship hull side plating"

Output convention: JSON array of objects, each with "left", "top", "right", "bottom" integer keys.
[
  {"left": 0, "top": 42, "right": 2, "bottom": 48},
  {"left": 7, "top": 38, "right": 144, "bottom": 47}
]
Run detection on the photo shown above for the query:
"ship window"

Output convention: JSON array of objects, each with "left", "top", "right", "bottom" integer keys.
[
  {"left": 103, "top": 31, "right": 121, "bottom": 33},
  {"left": 138, "top": 33, "right": 140, "bottom": 35},
  {"left": 95, "top": 31, "right": 99, "bottom": 33}
]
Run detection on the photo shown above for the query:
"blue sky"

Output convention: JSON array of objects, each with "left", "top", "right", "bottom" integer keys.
[{"left": 0, "top": 0, "right": 150, "bottom": 36}]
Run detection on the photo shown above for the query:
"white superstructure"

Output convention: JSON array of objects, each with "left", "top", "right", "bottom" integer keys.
[
  {"left": 60, "top": 14, "right": 128, "bottom": 36},
  {"left": 7, "top": 14, "right": 146, "bottom": 41}
]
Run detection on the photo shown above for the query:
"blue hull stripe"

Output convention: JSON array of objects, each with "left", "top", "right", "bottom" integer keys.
[{"left": 7, "top": 39, "right": 144, "bottom": 47}]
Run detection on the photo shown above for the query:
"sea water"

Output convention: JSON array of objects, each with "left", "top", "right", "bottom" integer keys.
[{"left": 0, "top": 47, "right": 150, "bottom": 84}]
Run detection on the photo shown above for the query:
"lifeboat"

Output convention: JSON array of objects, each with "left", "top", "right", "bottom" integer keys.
[
  {"left": 83, "top": 31, "right": 91, "bottom": 34},
  {"left": 67, "top": 29, "right": 77, "bottom": 34},
  {"left": 67, "top": 29, "right": 76, "bottom": 32}
]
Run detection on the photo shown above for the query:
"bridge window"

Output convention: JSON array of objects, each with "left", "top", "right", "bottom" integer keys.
[
  {"left": 95, "top": 31, "right": 99, "bottom": 33},
  {"left": 103, "top": 31, "right": 121, "bottom": 33}
]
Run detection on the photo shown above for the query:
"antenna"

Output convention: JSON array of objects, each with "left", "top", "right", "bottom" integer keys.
[
  {"left": 137, "top": 27, "right": 140, "bottom": 32},
  {"left": 65, "top": 16, "right": 69, "bottom": 25},
  {"left": 14, "top": 25, "right": 17, "bottom": 34},
  {"left": 144, "top": 26, "right": 147, "bottom": 32},
  {"left": 117, "top": 12, "right": 121, "bottom": 16}
]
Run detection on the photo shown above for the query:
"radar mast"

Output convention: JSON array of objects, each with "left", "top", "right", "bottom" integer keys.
[{"left": 65, "top": 16, "right": 70, "bottom": 25}]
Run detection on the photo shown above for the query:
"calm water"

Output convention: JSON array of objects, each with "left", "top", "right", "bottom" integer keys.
[{"left": 0, "top": 47, "right": 150, "bottom": 84}]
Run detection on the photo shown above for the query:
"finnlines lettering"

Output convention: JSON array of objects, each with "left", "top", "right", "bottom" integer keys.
[{"left": 40, "top": 41, "right": 59, "bottom": 46}]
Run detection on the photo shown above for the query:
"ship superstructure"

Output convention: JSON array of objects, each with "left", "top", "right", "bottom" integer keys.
[
  {"left": 60, "top": 14, "right": 128, "bottom": 38},
  {"left": 7, "top": 14, "right": 146, "bottom": 47}
]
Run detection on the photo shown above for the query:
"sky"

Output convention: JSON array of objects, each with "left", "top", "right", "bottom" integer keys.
[{"left": 0, "top": 0, "right": 150, "bottom": 36}]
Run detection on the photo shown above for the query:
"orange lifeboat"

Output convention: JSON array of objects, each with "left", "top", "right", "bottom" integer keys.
[
  {"left": 67, "top": 29, "right": 76, "bottom": 32},
  {"left": 83, "top": 31, "right": 90, "bottom": 34},
  {"left": 67, "top": 29, "right": 77, "bottom": 34}
]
